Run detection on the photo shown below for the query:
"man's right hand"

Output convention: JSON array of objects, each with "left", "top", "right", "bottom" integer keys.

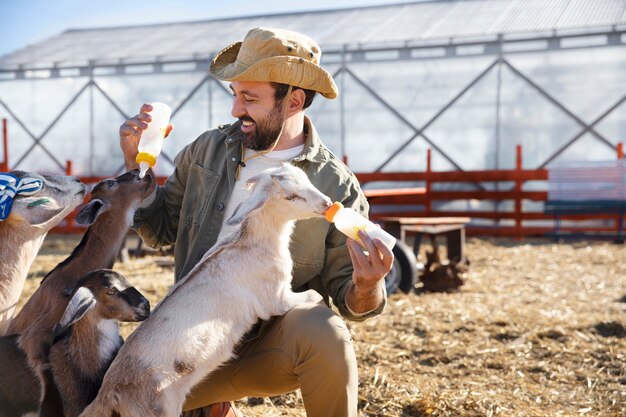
[{"left": 120, "top": 103, "right": 174, "bottom": 171}]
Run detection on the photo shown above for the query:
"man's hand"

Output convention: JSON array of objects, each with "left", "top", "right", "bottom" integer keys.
[
  {"left": 120, "top": 103, "right": 174, "bottom": 171},
  {"left": 345, "top": 230, "right": 394, "bottom": 315}
]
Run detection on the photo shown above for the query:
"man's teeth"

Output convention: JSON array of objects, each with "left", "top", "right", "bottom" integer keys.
[{"left": 242, "top": 121, "right": 254, "bottom": 127}]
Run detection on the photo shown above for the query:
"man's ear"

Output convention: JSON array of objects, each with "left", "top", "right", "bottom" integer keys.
[{"left": 288, "top": 88, "right": 306, "bottom": 115}]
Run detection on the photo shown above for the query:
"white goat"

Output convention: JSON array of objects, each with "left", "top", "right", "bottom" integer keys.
[
  {"left": 80, "top": 164, "right": 332, "bottom": 417},
  {"left": 0, "top": 269, "right": 150, "bottom": 417},
  {"left": 7, "top": 170, "right": 154, "bottom": 402},
  {"left": 0, "top": 171, "right": 85, "bottom": 335}
]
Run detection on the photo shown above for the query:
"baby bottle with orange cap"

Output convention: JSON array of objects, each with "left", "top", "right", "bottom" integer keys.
[
  {"left": 325, "top": 202, "right": 396, "bottom": 250},
  {"left": 136, "top": 102, "right": 172, "bottom": 178}
]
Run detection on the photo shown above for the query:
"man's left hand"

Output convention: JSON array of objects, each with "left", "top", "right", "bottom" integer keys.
[{"left": 345, "top": 230, "right": 394, "bottom": 315}]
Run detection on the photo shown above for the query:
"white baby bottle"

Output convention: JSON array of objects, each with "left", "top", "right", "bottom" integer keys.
[
  {"left": 325, "top": 202, "right": 396, "bottom": 250},
  {"left": 136, "top": 102, "right": 172, "bottom": 178}
]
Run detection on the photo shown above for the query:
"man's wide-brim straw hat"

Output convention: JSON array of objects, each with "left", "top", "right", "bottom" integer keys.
[{"left": 210, "top": 27, "right": 338, "bottom": 99}]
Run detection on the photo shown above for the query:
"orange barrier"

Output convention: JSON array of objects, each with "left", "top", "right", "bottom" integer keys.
[
  {"left": 357, "top": 145, "right": 625, "bottom": 240},
  {"left": 1, "top": 119, "right": 8, "bottom": 172},
  {"left": 46, "top": 144, "right": 626, "bottom": 240}
]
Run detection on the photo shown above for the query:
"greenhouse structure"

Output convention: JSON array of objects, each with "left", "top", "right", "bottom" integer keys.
[{"left": 1, "top": 0, "right": 625, "bottom": 178}]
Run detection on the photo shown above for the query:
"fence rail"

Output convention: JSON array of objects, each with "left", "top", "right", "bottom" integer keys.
[
  {"left": 356, "top": 145, "right": 625, "bottom": 240},
  {"left": 2, "top": 117, "right": 624, "bottom": 240}
]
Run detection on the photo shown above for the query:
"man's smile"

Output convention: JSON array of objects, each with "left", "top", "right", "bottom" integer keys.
[{"left": 240, "top": 118, "right": 256, "bottom": 134}]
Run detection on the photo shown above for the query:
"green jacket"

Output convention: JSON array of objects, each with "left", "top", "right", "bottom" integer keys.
[{"left": 133, "top": 117, "right": 385, "bottom": 322}]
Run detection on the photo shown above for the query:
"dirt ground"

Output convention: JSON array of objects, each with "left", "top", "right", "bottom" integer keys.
[{"left": 17, "top": 235, "right": 626, "bottom": 417}]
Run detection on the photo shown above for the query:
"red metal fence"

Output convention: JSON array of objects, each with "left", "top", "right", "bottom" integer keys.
[
  {"left": 1, "top": 119, "right": 8, "bottom": 172},
  {"left": 2, "top": 118, "right": 624, "bottom": 240},
  {"left": 356, "top": 144, "right": 625, "bottom": 240}
]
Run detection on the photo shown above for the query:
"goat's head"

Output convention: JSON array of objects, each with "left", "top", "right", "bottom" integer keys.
[
  {"left": 1, "top": 171, "right": 85, "bottom": 230},
  {"left": 75, "top": 170, "right": 154, "bottom": 225},
  {"left": 53, "top": 269, "right": 150, "bottom": 341},
  {"left": 227, "top": 164, "right": 332, "bottom": 225}
]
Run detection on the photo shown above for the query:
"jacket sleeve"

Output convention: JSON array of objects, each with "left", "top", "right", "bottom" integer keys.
[
  {"left": 322, "top": 171, "right": 387, "bottom": 322},
  {"left": 132, "top": 143, "right": 194, "bottom": 248}
]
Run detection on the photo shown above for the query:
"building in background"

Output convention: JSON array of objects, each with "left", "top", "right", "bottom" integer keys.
[{"left": 0, "top": 0, "right": 625, "bottom": 179}]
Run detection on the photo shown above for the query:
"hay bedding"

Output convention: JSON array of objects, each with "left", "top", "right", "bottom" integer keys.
[{"left": 18, "top": 236, "right": 626, "bottom": 417}]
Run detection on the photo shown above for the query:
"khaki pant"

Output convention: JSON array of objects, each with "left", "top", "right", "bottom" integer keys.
[{"left": 182, "top": 302, "right": 358, "bottom": 417}]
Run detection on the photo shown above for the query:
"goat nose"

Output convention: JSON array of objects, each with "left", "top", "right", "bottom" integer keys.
[{"left": 140, "top": 298, "right": 151, "bottom": 312}]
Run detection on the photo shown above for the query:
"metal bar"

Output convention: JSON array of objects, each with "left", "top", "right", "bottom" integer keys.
[
  {"left": 342, "top": 67, "right": 462, "bottom": 172},
  {"left": 157, "top": 75, "right": 213, "bottom": 166},
  {"left": 89, "top": 73, "right": 94, "bottom": 175},
  {"left": 171, "top": 74, "right": 211, "bottom": 118},
  {"left": 0, "top": 98, "right": 65, "bottom": 170},
  {"left": 494, "top": 41, "right": 503, "bottom": 218},
  {"left": 426, "top": 148, "right": 432, "bottom": 214},
  {"left": 211, "top": 78, "right": 232, "bottom": 96},
  {"left": 356, "top": 169, "right": 548, "bottom": 183},
  {"left": 0, "top": 97, "right": 39, "bottom": 141},
  {"left": 92, "top": 80, "right": 138, "bottom": 174},
  {"left": 13, "top": 80, "right": 93, "bottom": 170},
  {"left": 339, "top": 45, "right": 347, "bottom": 162},
  {"left": 2, "top": 29, "right": 624, "bottom": 80},
  {"left": 370, "top": 59, "right": 499, "bottom": 172},
  {"left": 538, "top": 92, "right": 626, "bottom": 168},
  {"left": 515, "top": 144, "right": 522, "bottom": 240},
  {"left": 208, "top": 77, "right": 213, "bottom": 129},
  {"left": 91, "top": 81, "right": 130, "bottom": 119},
  {"left": 495, "top": 52, "right": 502, "bottom": 171},
  {"left": 502, "top": 58, "right": 615, "bottom": 151},
  {"left": 1, "top": 118, "right": 7, "bottom": 171}
]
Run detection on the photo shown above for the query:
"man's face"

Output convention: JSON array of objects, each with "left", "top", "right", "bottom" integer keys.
[{"left": 230, "top": 81, "right": 286, "bottom": 151}]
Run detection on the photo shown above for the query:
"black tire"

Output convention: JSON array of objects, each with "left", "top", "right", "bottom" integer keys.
[{"left": 385, "top": 240, "right": 418, "bottom": 294}]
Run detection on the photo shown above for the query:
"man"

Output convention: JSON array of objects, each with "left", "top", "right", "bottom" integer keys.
[{"left": 120, "top": 27, "right": 394, "bottom": 417}]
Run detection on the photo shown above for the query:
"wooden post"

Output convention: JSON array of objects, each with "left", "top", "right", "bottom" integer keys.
[
  {"left": 618, "top": 142, "right": 623, "bottom": 160},
  {"left": 426, "top": 148, "right": 432, "bottom": 215},
  {"left": 515, "top": 145, "right": 523, "bottom": 241},
  {"left": 1, "top": 118, "right": 8, "bottom": 172}
]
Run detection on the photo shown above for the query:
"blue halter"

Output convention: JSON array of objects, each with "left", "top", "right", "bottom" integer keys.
[{"left": 0, "top": 173, "right": 44, "bottom": 221}]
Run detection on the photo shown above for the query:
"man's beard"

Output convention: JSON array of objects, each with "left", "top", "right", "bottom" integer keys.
[{"left": 241, "top": 101, "right": 286, "bottom": 151}]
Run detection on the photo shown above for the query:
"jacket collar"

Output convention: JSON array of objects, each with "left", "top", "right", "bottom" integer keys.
[{"left": 220, "top": 116, "right": 327, "bottom": 164}]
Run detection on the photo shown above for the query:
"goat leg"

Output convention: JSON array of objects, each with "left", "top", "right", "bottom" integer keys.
[{"left": 280, "top": 289, "right": 323, "bottom": 312}]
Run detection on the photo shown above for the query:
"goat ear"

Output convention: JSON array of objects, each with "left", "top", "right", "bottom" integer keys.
[
  {"left": 75, "top": 199, "right": 106, "bottom": 225},
  {"left": 53, "top": 287, "right": 96, "bottom": 341},
  {"left": 245, "top": 167, "right": 285, "bottom": 190},
  {"left": 10, "top": 197, "right": 65, "bottom": 228},
  {"left": 270, "top": 173, "right": 286, "bottom": 183},
  {"left": 225, "top": 182, "right": 272, "bottom": 226},
  {"left": 244, "top": 173, "right": 263, "bottom": 191}
]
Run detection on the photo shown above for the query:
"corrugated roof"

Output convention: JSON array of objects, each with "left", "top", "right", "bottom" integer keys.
[{"left": 2, "top": 0, "right": 626, "bottom": 67}]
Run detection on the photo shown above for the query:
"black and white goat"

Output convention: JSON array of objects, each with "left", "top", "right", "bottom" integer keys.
[{"left": 0, "top": 269, "right": 150, "bottom": 417}]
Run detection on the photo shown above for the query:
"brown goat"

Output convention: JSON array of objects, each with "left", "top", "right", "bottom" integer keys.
[
  {"left": 0, "top": 269, "right": 149, "bottom": 417},
  {"left": 0, "top": 171, "right": 85, "bottom": 334},
  {"left": 420, "top": 245, "right": 468, "bottom": 292},
  {"left": 7, "top": 170, "right": 154, "bottom": 385}
]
